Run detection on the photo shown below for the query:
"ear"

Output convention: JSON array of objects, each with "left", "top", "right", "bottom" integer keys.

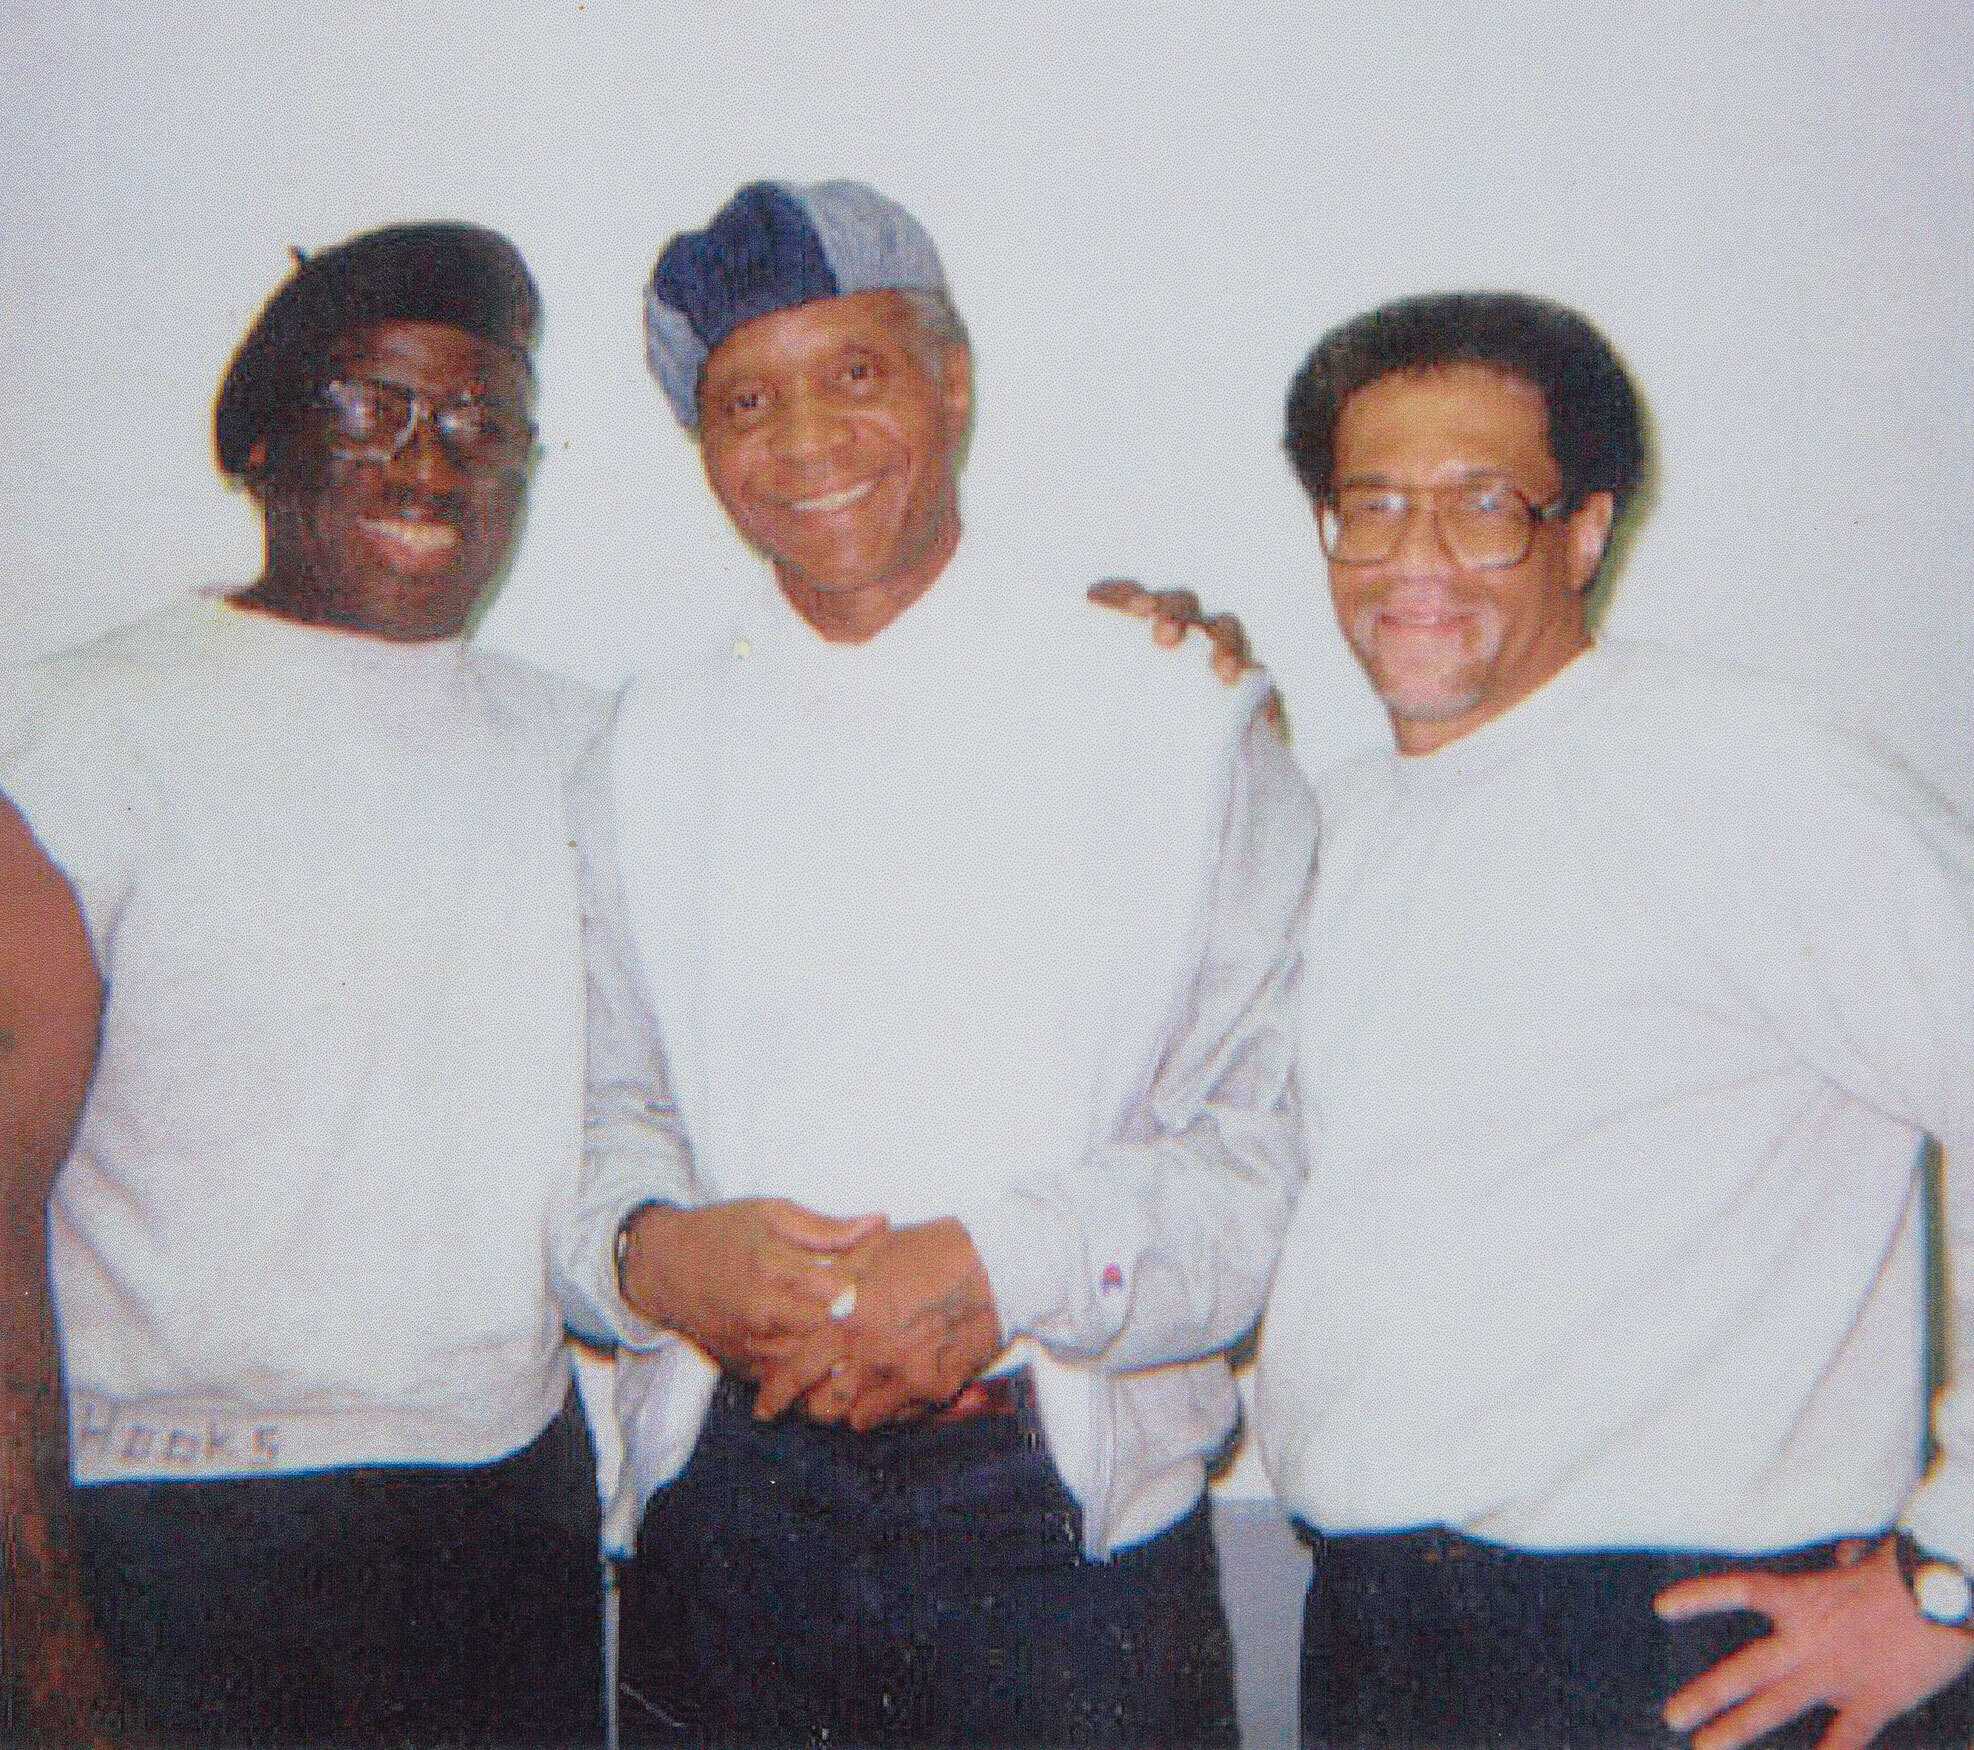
[
  {"left": 940, "top": 343, "right": 973, "bottom": 428},
  {"left": 238, "top": 437, "right": 273, "bottom": 504},
  {"left": 1564, "top": 490, "right": 1615, "bottom": 595}
]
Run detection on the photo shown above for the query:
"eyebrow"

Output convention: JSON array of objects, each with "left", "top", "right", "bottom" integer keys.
[
  {"left": 325, "top": 370, "right": 523, "bottom": 404},
  {"left": 1335, "top": 466, "right": 1524, "bottom": 488}
]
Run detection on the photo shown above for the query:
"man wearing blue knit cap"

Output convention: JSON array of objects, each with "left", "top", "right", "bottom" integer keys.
[{"left": 594, "top": 179, "right": 1317, "bottom": 1745}]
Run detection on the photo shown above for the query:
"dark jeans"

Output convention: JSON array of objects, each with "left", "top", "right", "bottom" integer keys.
[
  {"left": 73, "top": 1401, "right": 603, "bottom": 1748},
  {"left": 621, "top": 1375, "right": 1238, "bottom": 1748},
  {"left": 1298, "top": 1523, "right": 1974, "bottom": 1750}
]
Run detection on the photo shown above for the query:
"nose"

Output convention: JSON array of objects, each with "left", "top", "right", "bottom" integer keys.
[
  {"left": 392, "top": 406, "right": 467, "bottom": 492},
  {"left": 767, "top": 387, "right": 849, "bottom": 465},
  {"left": 1385, "top": 496, "right": 1454, "bottom": 571}
]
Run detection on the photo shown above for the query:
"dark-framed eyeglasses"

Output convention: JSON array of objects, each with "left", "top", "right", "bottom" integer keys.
[
  {"left": 311, "top": 378, "right": 536, "bottom": 474},
  {"left": 1318, "top": 479, "right": 1568, "bottom": 570}
]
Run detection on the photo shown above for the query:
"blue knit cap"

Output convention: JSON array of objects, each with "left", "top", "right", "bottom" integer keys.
[{"left": 645, "top": 180, "right": 949, "bottom": 428}]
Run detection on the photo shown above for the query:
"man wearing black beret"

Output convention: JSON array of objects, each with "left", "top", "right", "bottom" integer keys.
[{"left": 0, "top": 223, "right": 680, "bottom": 1747}]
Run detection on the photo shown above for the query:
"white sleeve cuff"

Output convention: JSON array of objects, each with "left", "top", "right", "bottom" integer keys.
[{"left": 961, "top": 1188, "right": 1074, "bottom": 1345}]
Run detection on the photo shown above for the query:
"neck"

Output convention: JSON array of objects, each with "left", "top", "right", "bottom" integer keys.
[
  {"left": 229, "top": 570, "right": 469, "bottom": 644},
  {"left": 1393, "top": 625, "right": 1593, "bottom": 757},
  {"left": 774, "top": 517, "right": 962, "bottom": 645}
]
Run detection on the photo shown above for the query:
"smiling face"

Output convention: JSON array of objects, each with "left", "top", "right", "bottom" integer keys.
[
  {"left": 241, "top": 320, "right": 531, "bottom": 642},
  {"left": 1324, "top": 362, "right": 1613, "bottom": 755},
  {"left": 696, "top": 289, "right": 971, "bottom": 643}
]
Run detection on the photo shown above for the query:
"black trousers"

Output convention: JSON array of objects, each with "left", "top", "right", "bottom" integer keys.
[
  {"left": 621, "top": 1376, "right": 1238, "bottom": 1748},
  {"left": 73, "top": 1402, "right": 603, "bottom": 1748},
  {"left": 1299, "top": 1524, "right": 1974, "bottom": 1750}
]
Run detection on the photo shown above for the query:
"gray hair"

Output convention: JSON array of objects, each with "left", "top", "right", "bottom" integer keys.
[{"left": 896, "top": 286, "right": 970, "bottom": 376}]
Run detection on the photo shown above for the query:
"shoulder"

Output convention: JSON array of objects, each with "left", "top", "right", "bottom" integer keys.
[
  {"left": 1554, "top": 644, "right": 1967, "bottom": 918},
  {"left": 609, "top": 634, "right": 735, "bottom": 748},
  {"left": 1017, "top": 583, "right": 1273, "bottom": 757},
  {"left": 0, "top": 606, "right": 211, "bottom": 924},
  {"left": 1576, "top": 639, "right": 1921, "bottom": 808},
  {"left": 0, "top": 598, "right": 212, "bottom": 753},
  {"left": 1586, "top": 638, "right": 1811, "bottom": 743},
  {"left": 27, "top": 594, "right": 211, "bottom": 681},
  {"left": 1308, "top": 737, "right": 1399, "bottom": 834},
  {"left": 464, "top": 644, "right": 614, "bottom": 761}
]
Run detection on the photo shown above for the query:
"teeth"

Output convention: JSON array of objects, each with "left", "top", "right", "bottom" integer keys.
[
  {"left": 788, "top": 480, "right": 875, "bottom": 514},
  {"left": 361, "top": 518, "right": 459, "bottom": 555},
  {"left": 1382, "top": 600, "right": 1465, "bottom": 628}
]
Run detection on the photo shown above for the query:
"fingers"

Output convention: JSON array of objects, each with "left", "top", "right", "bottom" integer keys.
[
  {"left": 1810, "top": 1708, "right": 1901, "bottom": 1750},
  {"left": 1684, "top": 1680, "right": 1888, "bottom": 1750},
  {"left": 795, "top": 1360, "right": 859, "bottom": 1424},
  {"left": 1085, "top": 577, "right": 1202, "bottom": 643},
  {"left": 644, "top": 1202, "right": 881, "bottom": 1376},
  {"left": 1683, "top": 1676, "right": 1826, "bottom": 1750},
  {"left": 1661, "top": 1627, "right": 1795, "bottom": 1738},
  {"left": 1654, "top": 1570, "right": 1762, "bottom": 1622},
  {"left": 779, "top": 1245, "right": 864, "bottom": 1301},
  {"left": 759, "top": 1198, "right": 887, "bottom": 1255},
  {"left": 741, "top": 1250, "right": 856, "bottom": 1336},
  {"left": 1260, "top": 688, "right": 1289, "bottom": 742},
  {"left": 748, "top": 1203, "right": 886, "bottom": 1325},
  {"left": 782, "top": 1356, "right": 934, "bottom": 1432},
  {"left": 751, "top": 1260, "right": 882, "bottom": 1418},
  {"left": 741, "top": 1217, "right": 883, "bottom": 1412},
  {"left": 1150, "top": 590, "right": 1203, "bottom": 650},
  {"left": 1202, "top": 611, "right": 1251, "bottom": 681},
  {"left": 1656, "top": 1571, "right": 1786, "bottom": 1739},
  {"left": 756, "top": 1220, "right": 1000, "bottom": 1433},
  {"left": 845, "top": 1374, "right": 933, "bottom": 1433},
  {"left": 1087, "top": 576, "right": 1197, "bottom": 645},
  {"left": 1086, "top": 579, "right": 1259, "bottom": 683},
  {"left": 753, "top": 1332, "right": 852, "bottom": 1421},
  {"left": 791, "top": 1359, "right": 934, "bottom": 1433},
  {"left": 1652, "top": 1551, "right": 1961, "bottom": 1750},
  {"left": 1087, "top": 578, "right": 1153, "bottom": 615}
]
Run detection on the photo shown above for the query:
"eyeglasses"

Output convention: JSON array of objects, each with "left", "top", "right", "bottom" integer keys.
[
  {"left": 312, "top": 378, "right": 535, "bottom": 474},
  {"left": 1318, "top": 480, "right": 1567, "bottom": 569}
]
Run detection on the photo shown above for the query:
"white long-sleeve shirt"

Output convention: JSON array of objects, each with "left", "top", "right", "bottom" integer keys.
[
  {"left": 595, "top": 548, "right": 1317, "bottom": 1557},
  {"left": 1258, "top": 639, "right": 1974, "bottom": 1574}
]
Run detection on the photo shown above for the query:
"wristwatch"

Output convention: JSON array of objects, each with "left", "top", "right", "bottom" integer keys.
[
  {"left": 1894, "top": 1532, "right": 1974, "bottom": 1629},
  {"left": 613, "top": 1200, "right": 665, "bottom": 1298}
]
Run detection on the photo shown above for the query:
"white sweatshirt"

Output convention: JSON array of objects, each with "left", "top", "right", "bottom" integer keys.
[{"left": 1259, "top": 640, "right": 1974, "bottom": 1574}]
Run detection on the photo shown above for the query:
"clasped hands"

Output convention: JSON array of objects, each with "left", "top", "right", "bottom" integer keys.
[{"left": 617, "top": 1199, "right": 1004, "bottom": 1431}]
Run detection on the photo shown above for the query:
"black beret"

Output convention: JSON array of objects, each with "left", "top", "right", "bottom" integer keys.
[{"left": 214, "top": 221, "right": 538, "bottom": 478}]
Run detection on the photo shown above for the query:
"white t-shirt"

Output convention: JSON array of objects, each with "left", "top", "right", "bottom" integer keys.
[{"left": 3, "top": 591, "right": 609, "bottom": 1483}]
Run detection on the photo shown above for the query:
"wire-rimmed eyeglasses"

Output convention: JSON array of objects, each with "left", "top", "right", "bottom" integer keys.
[{"left": 312, "top": 378, "right": 536, "bottom": 475}]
